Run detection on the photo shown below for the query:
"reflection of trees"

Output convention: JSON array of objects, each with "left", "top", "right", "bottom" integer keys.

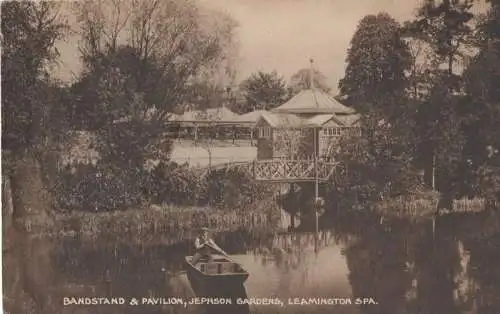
[
  {"left": 252, "top": 231, "right": 339, "bottom": 269},
  {"left": 53, "top": 240, "right": 194, "bottom": 313},
  {"left": 462, "top": 234, "right": 500, "bottom": 313},
  {"left": 411, "top": 224, "right": 462, "bottom": 314},
  {"left": 216, "top": 228, "right": 276, "bottom": 255},
  {"left": 4, "top": 233, "right": 59, "bottom": 313},
  {"left": 343, "top": 226, "right": 413, "bottom": 314},
  {"left": 339, "top": 213, "right": 483, "bottom": 314},
  {"left": 248, "top": 231, "right": 340, "bottom": 297}
]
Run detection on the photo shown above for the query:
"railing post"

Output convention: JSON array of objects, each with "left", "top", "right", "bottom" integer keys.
[{"left": 283, "top": 159, "right": 286, "bottom": 180}]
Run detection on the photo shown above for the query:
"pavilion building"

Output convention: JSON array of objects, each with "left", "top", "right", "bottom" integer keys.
[{"left": 255, "top": 88, "right": 360, "bottom": 160}]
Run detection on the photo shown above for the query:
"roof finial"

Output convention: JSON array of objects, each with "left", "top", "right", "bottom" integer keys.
[{"left": 309, "top": 58, "right": 314, "bottom": 90}]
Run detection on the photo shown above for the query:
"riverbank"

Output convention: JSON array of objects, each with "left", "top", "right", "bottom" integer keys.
[
  {"left": 57, "top": 204, "right": 281, "bottom": 243},
  {"left": 368, "top": 193, "right": 487, "bottom": 222},
  {"left": 3, "top": 202, "right": 282, "bottom": 249}
]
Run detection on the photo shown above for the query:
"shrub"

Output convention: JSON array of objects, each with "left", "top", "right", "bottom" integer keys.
[
  {"left": 144, "top": 161, "right": 207, "bottom": 206},
  {"left": 55, "top": 159, "right": 277, "bottom": 212},
  {"left": 55, "top": 162, "right": 146, "bottom": 212}
]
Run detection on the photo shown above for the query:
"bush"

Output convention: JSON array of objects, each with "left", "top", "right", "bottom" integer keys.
[
  {"left": 144, "top": 161, "right": 207, "bottom": 206},
  {"left": 325, "top": 120, "right": 426, "bottom": 212},
  {"left": 55, "top": 162, "right": 146, "bottom": 212},
  {"left": 147, "top": 162, "right": 275, "bottom": 209},
  {"left": 205, "top": 166, "right": 273, "bottom": 210},
  {"left": 55, "top": 160, "right": 277, "bottom": 212}
]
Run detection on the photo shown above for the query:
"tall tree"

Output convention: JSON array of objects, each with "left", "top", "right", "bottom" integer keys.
[
  {"left": 405, "top": 0, "right": 475, "bottom": 79},
  {"left": 333, "top": 13, "right": 421, "bottom": 209},
  {"left": 339, "top": 12, "right": 413, "bottom": 118},
  {"left": 239, "top": 71, "right": 288, "bottom": 113},
  {"left": 2, "top": 2, "right": 69, "bottom": 313},
  {"left": 2, "top": 1, "right": 69, "bottom": 221},
  {"left": 404, "top": 0, "right": 476, "bottom": 196},
  {"left": 69, "top": 0, "right": 238, "bottom": 210},
  {"left": 460, "top": 0, "right": 500, "bottom": 202},
  {"left": 2, "top": 1, "right": 68, "bottom": 155},
  {"left": 289, "top": 67, "right": 331, "bottom": 95},
  {"left": 72, "top": 0, "right": 238, "bottom": 128}
]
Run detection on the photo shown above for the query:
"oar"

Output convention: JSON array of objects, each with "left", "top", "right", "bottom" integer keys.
[{"left": 205, "top": 243, "right": 233, "bottom": 261}]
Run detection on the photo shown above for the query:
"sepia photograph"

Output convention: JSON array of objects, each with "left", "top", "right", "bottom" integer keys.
[{"left": 2, "top": 0, "right": 500, "bottom": 313}]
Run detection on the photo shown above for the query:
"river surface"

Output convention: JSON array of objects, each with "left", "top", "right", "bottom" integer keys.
[{"left": 5, "top": 210, "right": 500, "bottom": 314}]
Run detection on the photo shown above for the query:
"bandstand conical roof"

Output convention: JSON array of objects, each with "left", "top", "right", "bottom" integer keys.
[{"left": 272, "top": 89, "right": 355, "bottom": 115}]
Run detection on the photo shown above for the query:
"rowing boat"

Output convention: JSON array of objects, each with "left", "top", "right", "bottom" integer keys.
[{"left": 184, "top": 254, "right": 249, "bottom": 295}]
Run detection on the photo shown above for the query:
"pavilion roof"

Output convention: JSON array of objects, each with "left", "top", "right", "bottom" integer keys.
[{"left": 272, "top": 89, "right": 355, "bottom": 115}]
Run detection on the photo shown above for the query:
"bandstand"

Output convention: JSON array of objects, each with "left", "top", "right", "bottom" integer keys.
[{"left": 248, "top": 71, "right": 360, "bottom": 233}]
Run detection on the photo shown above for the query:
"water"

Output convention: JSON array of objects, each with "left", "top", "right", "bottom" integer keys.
[{"left": 5, "top": 211, "right": 500, "bottom": 314}]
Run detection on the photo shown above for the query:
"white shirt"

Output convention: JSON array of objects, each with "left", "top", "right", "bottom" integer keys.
[{"left": 195, "top": 237, "right": 215, "bottom": 250}]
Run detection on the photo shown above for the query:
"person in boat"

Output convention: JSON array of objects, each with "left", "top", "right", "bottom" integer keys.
[{"left": 192, "top": 227, "right": 219, "bottom": 265}]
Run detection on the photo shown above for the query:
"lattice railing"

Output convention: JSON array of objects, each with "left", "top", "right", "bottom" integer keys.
[
  {"left": 200, "top": 159, "right": 339, "bottom": 182},
  {"left": 251, "top": 159, "right": 339, "bottom": 182}
]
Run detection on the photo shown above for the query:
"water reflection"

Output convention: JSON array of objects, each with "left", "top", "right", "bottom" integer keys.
[{"left": 5, "top": 211, "right": 500, "bottom": 313}]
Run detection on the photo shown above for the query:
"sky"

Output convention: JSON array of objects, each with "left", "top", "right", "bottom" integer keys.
[{"left": 54, "top": 0, "right": 430, "bottom": 92}]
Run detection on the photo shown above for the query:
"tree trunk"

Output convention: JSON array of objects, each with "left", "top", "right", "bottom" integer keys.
[
  {"left": 9, "top": 153, "right": 53, "bottom": 232},
  {"left": 423, "top": 143, "right": 435, "bottom": 189},
  {"left": 4, "top": 153, "right": 57, "bottom": 314},
  {"left": 2, "top": 175, "right": 14, "bottom": 231},
  {"left": 208, "top": 150, "right": 212, "bottom": 170}
]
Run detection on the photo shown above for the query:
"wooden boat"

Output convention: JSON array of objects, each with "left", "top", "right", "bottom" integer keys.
[{"left": 184, "top": 254, "right": 249, "bottom": 295}]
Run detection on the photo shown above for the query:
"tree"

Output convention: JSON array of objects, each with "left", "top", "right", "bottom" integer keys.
[
  {"left": 193, "top": 108, "right": 226, "bottom": 170},
  {"left": 2, "top": 2, "right": 69, "bottom": 313},
  {"left": 339, "top": 12, "right": 413, "bottom": 118},
  {"left": 239, "top": 71, "right": 288, "bottom": 113},
  {"left": 404, "top": 0, "right": 476, "bottom": 197},
  {"left": 460, "top": 0, "right": 500, "bottom": 202},
  {"left": 2, "top": 1, "right": 69, "bottom": 155},
  {"left": 405, "top": 0, "right": 475, "bottom": 79},
  {"left": 289, "top": 67, "right": 331, "bottom": 95},
  {"left": 69, "top": 0, "right": 238, "bottom": 210},
  {"left": 334, "top": 12, "right": 422, "bottom": 211},
  {"left": 72, "top": 0, "right": 238, "bottom": 126},
  {"left": 71, "top": 0, "right": 238, "bottom": 164},
  {"left": 2, "top": 1, "right": 69, "bottom": 221}
]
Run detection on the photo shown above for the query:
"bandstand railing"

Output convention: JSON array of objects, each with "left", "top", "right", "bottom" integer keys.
[
  {"left": 204, "top": 159, "right": 339, "bottom": 182},
  {"left": 251, "top": 159, "right": 338, "bottom": 182}
]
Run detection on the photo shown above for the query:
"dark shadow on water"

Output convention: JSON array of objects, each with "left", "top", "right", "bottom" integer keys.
[{"left": 6, "top": 211, "right": 500, "bottom": 313}]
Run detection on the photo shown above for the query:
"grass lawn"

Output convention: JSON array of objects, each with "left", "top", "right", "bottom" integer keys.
[
  {"left": 63, "top": 133, "right": 257, "bottom": 168},
  {"left": 170, "top": 142, "right": 257, "bottom": 167}
]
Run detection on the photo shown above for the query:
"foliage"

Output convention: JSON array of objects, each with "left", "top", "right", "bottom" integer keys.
[
  {"left": 1, "top": 1, "right": 72, "bottom": 234},
  {"left": 1, "top": 1, "right": 69, "bottom": 155},
  {"left": 205, "top": 167, "right": 275, "bottom": 210},
  {"left": 339, "top": 12, "right": 413, "bottom": 117},
  {"left": 145, "top": 161, "right": 207, "bottom": 206},
  {"left": 328, "top": 118, "right": 424, "bottom": 208},
  {"left": 55, "top": 162, "right": 147, "bottom": 212},
  {"left": 56, "top": 160, "right": 274, "bottom": 212},
  {"left": 333, "top": 1, "right": 497, "bottom": 212},
  {"left": 238, "top": 71, "right": 289, "bottom": 113},
  {"left": 404, "top": 0, "right": 476, "bottom": 196},
  {"left": 54, "top": 207, "right": 278, "bottom": 243},
  {"left": 67, "top": 1, "right": 239, "bottom": 202},
  {"left": 93, "top": 68, "right": 173, "bottom": 169},
  {"left": 289, "top": 67, "right": 331, "bottom": 95},
  {"left": 460, "top": 1, "right": 500, "bottom": 200},
  {"left": 404, "top": 0, "right": 475, "bottom": 76},
  {"left": 333, "top": 12, "right": 421, "bottom": 211},
  {"left": 71, "top": 0, "right": 238, "bottom": 130}
]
